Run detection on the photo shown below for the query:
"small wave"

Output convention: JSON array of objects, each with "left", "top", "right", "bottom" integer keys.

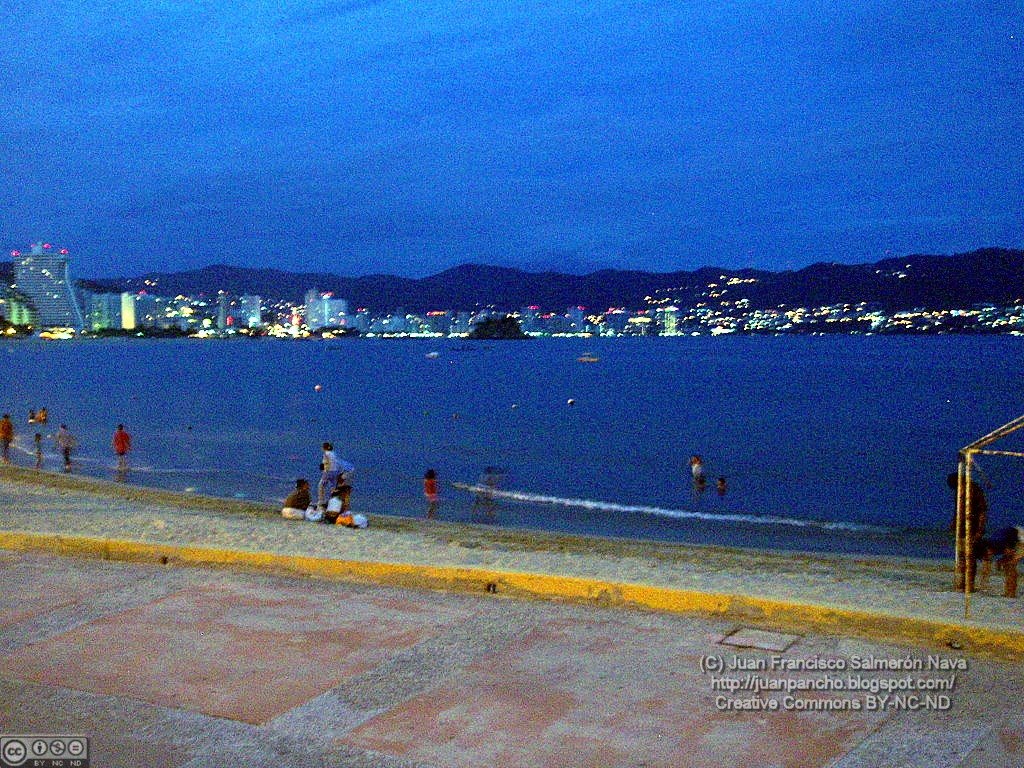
[
  {"left": 7, "top": 440, "right": 295, "bottom": 484},
  {"left": 126, "top": 466, "right": 294, "bottom": 482},
  {"left": 452, "top": 483, "right": 891, "bottom": 533}
]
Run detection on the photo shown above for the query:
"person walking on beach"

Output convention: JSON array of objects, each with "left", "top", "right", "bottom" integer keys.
[
  {"left": 112, "top": 424, "right": 132, "bottom": 472},
  {"left": 34, "top": 432, "right": 43, "bottom": 470},
  {"left": 424, "top": 469, "right": 439, "bottom": 519},
  {"left": 0, "top": 414, "right": 13, "bottom": 464},
  {"left": 55, "top": 424, "right": 76, "bottom": 472},
  {"left": 318, "top": 442, "right": 340, "bottom": 508}
]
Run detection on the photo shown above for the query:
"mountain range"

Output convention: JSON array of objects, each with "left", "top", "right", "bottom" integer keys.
[{"left": 4, "top": 248, "right": 1024, "bottom": 313}]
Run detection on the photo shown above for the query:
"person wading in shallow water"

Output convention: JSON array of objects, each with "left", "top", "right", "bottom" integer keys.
[
  {"left": 424, "top": 469, "right": 439, "bottom": 519},
  {"left": 112, "top": 423, "right": 132, "bottom": 473},
  {"left": 0, "top": 414, "right": 14, "bottom": 464},
  {"left": 55, "top": 424, "right": 76, "bottom": 472}
]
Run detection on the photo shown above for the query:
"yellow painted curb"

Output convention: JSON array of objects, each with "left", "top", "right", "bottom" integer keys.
[{"left": 2, "top": 530, "right": 1022, "bottom": 657}]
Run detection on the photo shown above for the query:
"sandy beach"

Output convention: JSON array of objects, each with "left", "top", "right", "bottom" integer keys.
[{"left": 1, "top": 465, "right": 1022, "bottom": 652}]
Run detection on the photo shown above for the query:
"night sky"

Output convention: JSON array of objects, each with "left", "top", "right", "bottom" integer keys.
[{"left": 2, "top": 1, "right": 1021, "bottom": 278}]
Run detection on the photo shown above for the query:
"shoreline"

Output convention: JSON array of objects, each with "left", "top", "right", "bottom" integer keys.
[
  {"left": 3, "top": 465, "right": 1023, "bottom": 657},
  {"left": 0, "top": 464, "right": 946, "bottom": 568}
]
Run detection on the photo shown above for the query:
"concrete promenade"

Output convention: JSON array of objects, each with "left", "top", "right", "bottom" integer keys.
[
  {"left": 2, "top": 551, "right": 1024, "bottom": 768},
  {"left": 1, "top": 468, "right": 1023, "bottom": 766}
]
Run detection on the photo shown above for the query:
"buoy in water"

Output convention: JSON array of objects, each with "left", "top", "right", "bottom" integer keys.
[
  {"left": 314, "top": 384, "right": 322, "bottom": 392},
  {"left": 567, "top": 398, "right": 575, "bottom": 406}
]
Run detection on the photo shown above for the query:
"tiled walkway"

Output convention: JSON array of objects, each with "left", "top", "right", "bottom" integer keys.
[{"left": 0, "top": 551, "right": 1021, "bottom": 768}]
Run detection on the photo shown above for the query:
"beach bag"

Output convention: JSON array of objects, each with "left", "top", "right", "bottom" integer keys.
[
  {"left": 335, "top": 512, "right": 367, "bottom": 528},
  {"left": 304, "top": 506, "right": 323, "bottom": 522},
  {"left": 281, "top": 507, "right": 304, "bottom": 520}
]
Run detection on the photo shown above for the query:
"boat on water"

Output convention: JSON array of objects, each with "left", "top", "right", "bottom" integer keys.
[
  {"left": 425, "top": 351, "right": 440, "bottom": 359},
  {"left": 577, "top": 352, "right": 600, "bottom": 363}
]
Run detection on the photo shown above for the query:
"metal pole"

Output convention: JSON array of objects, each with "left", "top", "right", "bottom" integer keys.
[
  {"left": 964, "top": 451, "right": 974, "bottom": 619},
  {"left": 955, "top": 457, "right": 965, "bottom": 592},
  {"left": 973, "top": 449, "right": 1024, "bottom": 459},
  {"left": 958, "top": 415, "right": 1024, "bottom": 618},
  {"left": 964, "top": 414, "right": 1024, "bottom": 451}
]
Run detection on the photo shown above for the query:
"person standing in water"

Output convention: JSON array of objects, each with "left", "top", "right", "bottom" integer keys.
[
  {"left": 55, "top": 424, "right": 76, "bottom": 472},
  {"left": 0, "top": 414, "right": 13, "bottom": 464},
  {"left": 34, "top": 432, "right": 43, "bottom": 470},
  {"left": 689, "top": 455, "right": 707, "bottom": 495},
  {"left": 112, "top": 424, "right": 132, "bottom": 473},
  {"left": 424, "top": 469, "right": 439, "bottom": 519}
]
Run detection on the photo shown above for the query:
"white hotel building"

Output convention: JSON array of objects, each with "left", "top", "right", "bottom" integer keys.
[{"left": 11, "top": 242, "right": 85, "bottom": 329}]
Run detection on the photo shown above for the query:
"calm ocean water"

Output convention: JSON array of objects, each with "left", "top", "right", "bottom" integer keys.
[{"left": 3, "top": 336, "right": 1023, "bottom": 557}]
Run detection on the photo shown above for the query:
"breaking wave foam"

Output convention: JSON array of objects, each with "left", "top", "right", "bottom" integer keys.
[{"left": 453, "top": 483, "right": 890, "bottom": 533}]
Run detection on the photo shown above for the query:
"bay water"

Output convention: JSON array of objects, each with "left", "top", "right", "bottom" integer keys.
[{"left": 3, "top": 335, "right": 1022, "bottom": 558}]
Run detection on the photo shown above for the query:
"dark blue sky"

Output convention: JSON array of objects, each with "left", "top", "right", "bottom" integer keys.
[{"left": 2, "top": 1, "right": 1021, "bottom": 278}]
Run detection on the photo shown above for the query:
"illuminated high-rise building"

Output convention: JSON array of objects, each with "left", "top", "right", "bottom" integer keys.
[
  {"left": 0, "top": 285, "right": 35, "bottom": 326},
  {"left": 304, "top": 289, "right": 348, "bottom": 329},
  {"left": 240, "top": 295, "right": 262, "bottom": 328},
  {"left": 11, "top": 242, "right": 85, "bottom": 329},
  {"left": 217, "top": 292, "right": 230, "bottom": 329},
  {"left": 88, "top": 293, "right": 123, "bottom": 330},
  {"left": 120, "top": 293, "right": 137, "bottom": 330},
  {"left": 132, "top": 293, "right": 159, "bottom": 328},
  {"left": 657, "top": 305, "right": 680, "bottom": 336}
]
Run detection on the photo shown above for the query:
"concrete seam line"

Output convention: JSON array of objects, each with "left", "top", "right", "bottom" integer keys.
[{"left": 1, "top": 530, "right": 1021, "bottom": 656}]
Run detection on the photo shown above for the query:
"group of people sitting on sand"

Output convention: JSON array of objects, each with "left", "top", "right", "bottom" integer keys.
[{"left": 280, "top": 441, "right": 366, "bottom": 528}]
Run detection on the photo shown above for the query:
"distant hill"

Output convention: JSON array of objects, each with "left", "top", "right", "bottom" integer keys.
[{"left": 8, "top": 247, "right": 1024, "bottom": 312}]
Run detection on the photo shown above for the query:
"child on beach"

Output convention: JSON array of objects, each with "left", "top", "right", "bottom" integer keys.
[
  {"left": 424, "top": 469, "right": 439, "bottom": 519},
  {"left": 112, "top": 424, "right": 132, "bottom": 472},
  {"left": 329, "top": 480, "right": 353, "bottom": 525},
  {"left": 326, "top": 478, "right": 367, "bottom": 527}
]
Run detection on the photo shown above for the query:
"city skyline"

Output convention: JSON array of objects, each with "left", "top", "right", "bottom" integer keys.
[
  {"left": 4, "top": 246, "right": 1023, "bottom": 337},
  {"left": 2, "top": 2, "right": 1021, "bottom": 278}
]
